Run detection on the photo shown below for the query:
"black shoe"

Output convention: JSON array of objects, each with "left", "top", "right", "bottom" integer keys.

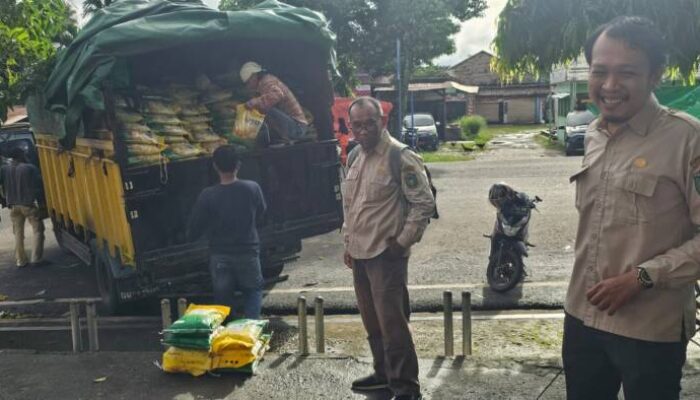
[
  {"left": 393, "top": 394, "right": 423, "bottom": 400},
  {"left": 351, "top": 374, "right": 389, "bottom": 391}
]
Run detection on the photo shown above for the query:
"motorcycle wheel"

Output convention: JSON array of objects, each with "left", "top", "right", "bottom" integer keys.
[{"left": 487, "top": 247, "right": 524, "bottom": 293}]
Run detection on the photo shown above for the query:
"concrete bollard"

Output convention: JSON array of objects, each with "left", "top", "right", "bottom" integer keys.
[
  {"left": 298, "top": 296, "right": 308, "bottom": 355},
  {"left": 443, "top": 291, "right": 454, "bottom": 357},
  {"left": 160, "top": 299, "right": 172, "bottom": 330},
  {"left": 177, "top": 298, "right": 187, "bottom": 318},
  {"left": 462, "top": 291, "right": 472, "bottom": 356},
  {"left": 315, "top": 296, "right": 325, "bottom": 354},
  {"left": 69, "top": 301, "right": 82, "bottom": 353},
  {"left": 85, "top": 301, "right": 99, "bottom": 352}
]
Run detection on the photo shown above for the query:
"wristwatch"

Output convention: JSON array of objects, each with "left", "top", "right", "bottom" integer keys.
[{"left": 636, "top": 267, "right": 654, "bottom": 289}]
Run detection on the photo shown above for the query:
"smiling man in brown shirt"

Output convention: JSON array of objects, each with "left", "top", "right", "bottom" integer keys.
[
  {"left": 564, "top": 17, "right": 700, "bottom": 400},
  {"left": 342, "top": 97, "right": 435, "bottom": 400}
]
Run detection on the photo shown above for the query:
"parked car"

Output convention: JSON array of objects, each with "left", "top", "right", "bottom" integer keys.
[
  {"left": 402, "top": 113, "right": 439, "bottom": 151},
  {"left": 564, "top": 110, "right": 596, "bottom": 156}
]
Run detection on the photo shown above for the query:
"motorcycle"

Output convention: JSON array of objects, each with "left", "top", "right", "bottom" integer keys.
[{"left": 484, "top": 186, "right": 542, "bottom": 292}]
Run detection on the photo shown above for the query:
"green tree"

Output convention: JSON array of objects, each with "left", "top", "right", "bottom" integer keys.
[
  {"left": 82, "top": 0, "right": 117, "bottom": 17},
  {"left": 219, "top": 0, "right": 487, "bottom": 100},
  {"left": 412, "top": 64, "right": 452, "bottom": 79},
  {"left": 493, "top": 0, "right": 700, "bottom": 82},
  {"left": 0, "top": 0, "right": 76, "bottom": 124}
]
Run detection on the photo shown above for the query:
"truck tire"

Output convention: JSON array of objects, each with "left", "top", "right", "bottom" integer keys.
[{"left": 91, "top": 241, "right": 121, "bottom": 315}]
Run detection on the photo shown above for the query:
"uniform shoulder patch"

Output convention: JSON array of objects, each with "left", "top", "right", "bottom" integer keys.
[
  {"left": 405, "top": 172, "right": 419, "bottom": 189},
  {"left": 667, "top": 108, "right": 700, "bottom": 132}
]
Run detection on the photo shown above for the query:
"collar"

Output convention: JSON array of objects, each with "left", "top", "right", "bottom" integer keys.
[
  {"left": 626, "top": 95, "right": 662, "bottom": 136},
  {"left": 362, "top": 129, "right": 392, "bottom": 156},
  {"left": 593, "top": 95, "right": 661, "bottom": 137}
]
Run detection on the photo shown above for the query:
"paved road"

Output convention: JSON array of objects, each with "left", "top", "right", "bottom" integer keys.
[
  {"left": 269, "top": 131, "right": 582, "bottom": 310},
  {"left": 0, "top": 131, "right": 583, "bottom": 314},
  {"left": 2, "top": 350, "right": 700, "bottom": 400}
]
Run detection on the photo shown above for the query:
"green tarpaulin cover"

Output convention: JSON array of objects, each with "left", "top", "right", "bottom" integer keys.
[
  {"left": 36, "top": 0, "right": 336, "bottom": 148},
  {"left": 656, "top": 85, "right": 700, "bottom": 119}
]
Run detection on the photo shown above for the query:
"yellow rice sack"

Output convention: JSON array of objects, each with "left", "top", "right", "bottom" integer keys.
[
  {"left": 234, "top": 104, "right": 265, "bottom": 140},
  {"left": 162, "top": 347, "right": 211, "bottom": 377},
  {"left": 211, "top": 319, "right": 267, "bottom": 353}
]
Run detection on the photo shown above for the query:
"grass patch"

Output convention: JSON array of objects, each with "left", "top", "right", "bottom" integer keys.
[
  {"left": 421, "top": 152, "right": 475, "bottom": 163},
  {"left": 419, "top": 124, "right": 548, "bottom": 163},
  {"left": 481, "top": 123, "right": 547, "bottom": 137},
  {"left": 534, "top": 133, "right": 564, "bottom": 151}
]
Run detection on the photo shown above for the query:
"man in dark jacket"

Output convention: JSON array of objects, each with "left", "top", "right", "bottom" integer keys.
[
  {"left": 187, "top": 145, "right": 267, "bottom": 318},
  {"left": 0, "top": 147, "right": 45, "bottom": 268}
]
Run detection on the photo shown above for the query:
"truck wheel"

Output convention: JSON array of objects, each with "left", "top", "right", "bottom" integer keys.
[
  {"left": 262, "top": 263, "right": 284, "bottom": 279},
  {"left": 92, "top": 241, "right": 120, "bottom": 315}
]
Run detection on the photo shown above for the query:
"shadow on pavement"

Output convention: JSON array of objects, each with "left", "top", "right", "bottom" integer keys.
[{"left": 481, "top": 283, "right": 523, "bottom": 308}]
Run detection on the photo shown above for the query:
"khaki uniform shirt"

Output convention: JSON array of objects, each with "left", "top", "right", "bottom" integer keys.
[
  {"left": 342, "top": 130, "right": 435, "bottom": 260},
  {"left": 567, "top": 96, "right": 700, "bottom": 342}
]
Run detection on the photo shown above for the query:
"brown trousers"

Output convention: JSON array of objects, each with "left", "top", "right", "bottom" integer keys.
[
  {"left": 352, "top": 251, "right": 420, "bottom": 396},
  {"left": 10, "top": 205, "right": 45, "bottom": 267}
]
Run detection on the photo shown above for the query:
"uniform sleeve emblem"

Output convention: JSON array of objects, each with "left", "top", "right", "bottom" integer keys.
[{"left": 405, "top": 172, "right": 419, "bottom": 189}]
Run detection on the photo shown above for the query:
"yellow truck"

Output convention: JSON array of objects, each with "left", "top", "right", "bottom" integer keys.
[{"left": 28, "top": 1, "right": 342, "bottom": 312}]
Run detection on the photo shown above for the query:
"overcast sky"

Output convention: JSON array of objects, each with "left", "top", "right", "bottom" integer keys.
[{"left": 68, "top": 0, "right": 507, "bottom": 67}]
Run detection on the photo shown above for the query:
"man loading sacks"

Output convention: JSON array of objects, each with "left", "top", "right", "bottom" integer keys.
[{"left": 240, "top": 61, "right": 309, "bottom": 145}]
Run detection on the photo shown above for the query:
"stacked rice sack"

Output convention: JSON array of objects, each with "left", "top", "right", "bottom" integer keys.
[
  {"left": 113, "top": 96, "right": 163, "bottom": 167},
  {"left": 162, "top": 304, "right": 230, "bottom": 377},
  {"left": 176, "top": 99, "right": 225, "bottom": 155},
  {"left": 210, "top": 319, "right": 270, "bottom": 374},
  {"left": 161, "top": 304, "right": 270, "bottom": 376},
  {"left": 141, "top": 95, "right": 205, "bottom": 162},
  {"left": 203, "top": 86, "right": 238, "bottom": 137},
  {"left": 203, "top": 85, "right": 255, "bottom": 151}
]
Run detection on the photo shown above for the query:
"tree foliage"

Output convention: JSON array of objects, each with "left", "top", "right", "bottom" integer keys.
[
  {"left": 412, "top": 64, "right": 452, "bottom": 80},
  {"left": 0, "top": 0, "right": 77, "bottom": 124},
  {"left": 82, "top": 0, "right": 118, "bottom": 17},
  {"left": 219, "top": 0, "right": 487, "bottom": 97},
  {"left": 493, "top": 0, "right": 700, "bottom": 82}
]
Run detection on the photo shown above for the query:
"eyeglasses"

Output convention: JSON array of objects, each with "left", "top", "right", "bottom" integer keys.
[{"left": 350, "top": 119, "right": 379, "bottom": 132}]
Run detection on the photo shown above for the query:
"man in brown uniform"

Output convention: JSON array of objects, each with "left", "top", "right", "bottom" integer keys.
[
  {"left": 343, "top": 97, "right": 435, "bottom": 400},
  {"left": 564, "top": 16, "right": 700, "bottom": 400}
]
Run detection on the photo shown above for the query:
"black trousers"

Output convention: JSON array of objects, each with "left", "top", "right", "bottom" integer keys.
[{"left": 562, "top": 313, "right": 687, "bottom": 400}]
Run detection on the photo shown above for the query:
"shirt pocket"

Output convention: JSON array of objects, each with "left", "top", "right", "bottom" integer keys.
[
  {"left": 366, "top": 174, "right": 397, "bottom": 203},
  {"left": 609, "top": 172, "right": 659, "bottom": 224},
  {"left": 570, "top": 165, "right": 590, "bottom": 211},
  {"left": 341, "top": 167, "right": 359, "bottom": 201}
]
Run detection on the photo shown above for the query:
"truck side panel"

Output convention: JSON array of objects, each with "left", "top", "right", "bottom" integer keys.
[{"left": 35, "top": 135, "right": 137, "bottom": 266}]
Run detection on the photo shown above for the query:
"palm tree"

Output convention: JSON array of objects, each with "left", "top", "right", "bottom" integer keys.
[
  {"left": 82, "top": 0, "right": 117, "bottom": 18},
  {"left": 493, "top": 0, "right": 700, "bottom": 82}
]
